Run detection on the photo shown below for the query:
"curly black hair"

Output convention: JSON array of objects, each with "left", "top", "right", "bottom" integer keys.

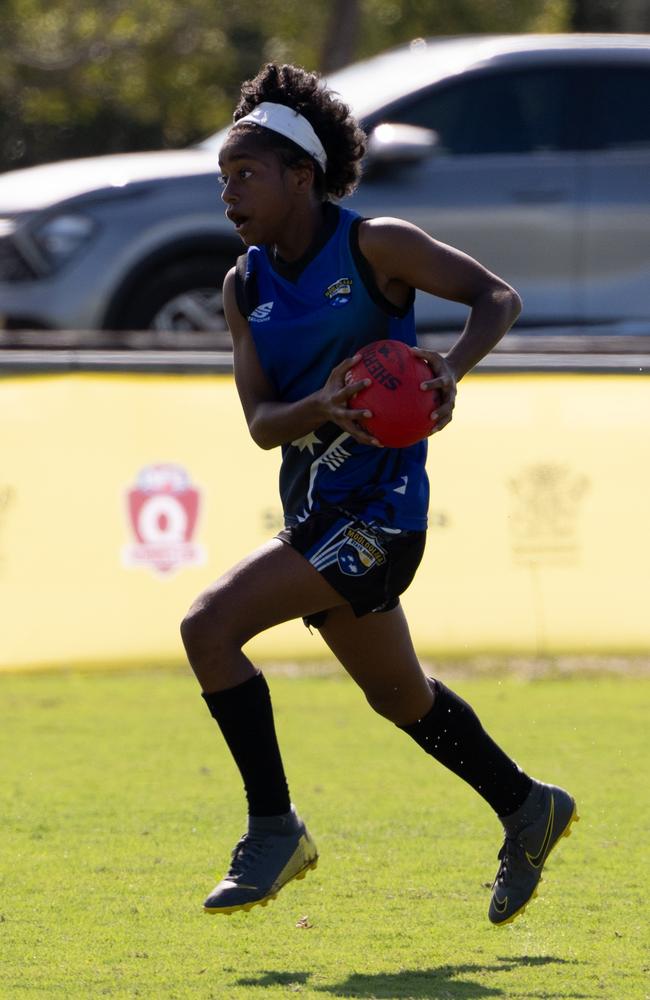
[{"left": 231, "top": 63, "right": 366, "bottom": 201}]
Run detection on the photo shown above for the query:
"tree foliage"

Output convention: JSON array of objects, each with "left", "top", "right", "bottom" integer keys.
[{"left": 1, "top": 0, "right": 572, "bottom": 172}]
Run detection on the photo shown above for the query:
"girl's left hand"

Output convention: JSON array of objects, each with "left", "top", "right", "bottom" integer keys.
[{"left": 410, "top": 347, "right": 457, "bottom": 433}]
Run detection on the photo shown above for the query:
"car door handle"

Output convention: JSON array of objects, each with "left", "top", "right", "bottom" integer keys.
[{"left": 511, "top": 189, "right": 569, "bottom": 204}]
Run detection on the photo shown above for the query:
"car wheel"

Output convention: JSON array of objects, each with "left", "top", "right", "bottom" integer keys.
[{"left": 116, "top": 256, "right": 231, "bottom": 333}]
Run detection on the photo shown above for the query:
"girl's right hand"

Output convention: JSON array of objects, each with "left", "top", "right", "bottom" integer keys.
[{"left": 317, "top": 355, "right": 383, "bottom": 447}]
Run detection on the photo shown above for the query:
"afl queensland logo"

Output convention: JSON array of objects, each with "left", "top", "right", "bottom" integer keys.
[
  {"left": 324, "top": 277, "right": 352, "bottom": 307},
  {"left": 122, "top": 463, "right": 206, "bottom": 576},
  {"left": 337, "top": 526, "right": 387, "bottom": 577}
]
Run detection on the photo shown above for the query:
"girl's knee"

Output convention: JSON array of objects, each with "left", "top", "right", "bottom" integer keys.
[
  {"left": 180, "top": 593, "right": 227, "bottom": 657},
  {"left": 180, "top": 590, "right": 257, "bottom": 692},
  {"left": 364, "top": 681, "right": 434, "bottom": 726},
  {"left": 364, "top": 687, "right": 405, "bottom": 722}
]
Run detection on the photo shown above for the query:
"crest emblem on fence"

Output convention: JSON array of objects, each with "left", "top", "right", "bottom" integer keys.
[
  {"left": 123, "top": 463, "right": 205, "bottom": 576},
  {"left": 509, "top": 463, "right": 589, "bottom": 565}
]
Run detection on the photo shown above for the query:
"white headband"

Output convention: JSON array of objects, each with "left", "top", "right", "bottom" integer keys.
[{"left": 233, "top": 101, "right": 327, "bottom": 172}]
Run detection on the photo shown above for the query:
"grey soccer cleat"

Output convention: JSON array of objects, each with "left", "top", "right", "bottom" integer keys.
[
  {"left": 489, "top": 780, "right": 578, "bottom": 926},
  {"left": 203, "top": 806, "right": 318, "bottom": 915}
]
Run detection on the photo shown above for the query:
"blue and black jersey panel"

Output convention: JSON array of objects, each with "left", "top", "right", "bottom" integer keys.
[{"left": 233, "top": 204, "right": 429, "bottom": 531}]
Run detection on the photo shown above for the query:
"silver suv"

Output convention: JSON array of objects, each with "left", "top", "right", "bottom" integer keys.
[{"left": 1, "top": 34, "right": 649, "bottom": 337}]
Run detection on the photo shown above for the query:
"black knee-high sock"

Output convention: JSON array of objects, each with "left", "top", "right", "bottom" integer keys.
[
  {"left": 398, "top": 678, "right": 532, "bottom": 817},
  {"left": 202, "top": 672, "right": 291, "bottom": 817}
]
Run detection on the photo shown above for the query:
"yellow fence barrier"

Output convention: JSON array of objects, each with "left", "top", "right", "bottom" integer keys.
[{"left": 1, "top": 371, "right": 648, "bottom": 670}]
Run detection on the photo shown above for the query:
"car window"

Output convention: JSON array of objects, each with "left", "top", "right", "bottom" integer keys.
[
  {"left": 388, "top": 69, "right": 573, "bottom": 156},
  {"left": 579, "top": 66, "right": 650, "bottom": 151}
]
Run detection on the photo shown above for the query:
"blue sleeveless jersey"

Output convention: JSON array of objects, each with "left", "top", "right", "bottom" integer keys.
[{"left": 240, "top": 205, "right": 429, "bottom": 531}]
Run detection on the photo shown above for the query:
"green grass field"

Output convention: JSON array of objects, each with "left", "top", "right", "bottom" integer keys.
[{"left": 1, "top": 663, "right": 648, "bottom": 1000}]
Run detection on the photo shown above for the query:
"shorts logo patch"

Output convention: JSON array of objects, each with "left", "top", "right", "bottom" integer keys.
[
  {"left": 337, "top": 526, "right": 386, "bottom": 576},
  {"left": 324, "top": 277, "right": 352, "bottom": 307}
]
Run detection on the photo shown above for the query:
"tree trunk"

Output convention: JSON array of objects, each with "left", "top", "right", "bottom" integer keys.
[
  {"left": 320, "top": 0, "right": 361, "bottom": 72},
  {"left": 571, "top": 0, "right": 650, "bottom": 31},
  {"left": 619, "top": 0, "right": 650, "bottom": 31}
]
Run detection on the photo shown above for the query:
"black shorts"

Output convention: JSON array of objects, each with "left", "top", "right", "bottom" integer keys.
[{"left": 277, "top": 509, "right": 426, "bottom": 630}]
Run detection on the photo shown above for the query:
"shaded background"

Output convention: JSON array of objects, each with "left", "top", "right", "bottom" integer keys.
[{"left": 2, "top": 0, "right": 649, "bottom": 174}]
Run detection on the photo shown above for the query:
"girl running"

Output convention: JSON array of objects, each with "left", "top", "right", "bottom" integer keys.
[{"left": 180, "top": 62, "right": 577, "bottom": 926}]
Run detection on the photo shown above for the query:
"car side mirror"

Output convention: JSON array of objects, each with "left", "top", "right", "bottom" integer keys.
[{"left": 365, "top": 123, "right": 440, "bottom": 171}]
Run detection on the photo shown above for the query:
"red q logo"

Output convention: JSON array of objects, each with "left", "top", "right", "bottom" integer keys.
[{"left": 123, "top": 464, "right": 206, "bottom": 576}]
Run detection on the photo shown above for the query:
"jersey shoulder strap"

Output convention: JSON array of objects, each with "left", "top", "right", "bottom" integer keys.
[
  {"left": 234, "top": 252, "right": 259, "bottom": 318},
  {"left": 348, "top": 215, "right": 415, "bottom": 318}
]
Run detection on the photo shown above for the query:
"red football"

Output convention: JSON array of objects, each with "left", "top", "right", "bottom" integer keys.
[{"left": 346, "top": 339, "right": 439, "bottom": 448}]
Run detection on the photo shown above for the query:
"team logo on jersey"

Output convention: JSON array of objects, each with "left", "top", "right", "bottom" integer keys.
[
  {"left": 324, "top": 277, "right": 352, "bottom": 307},
  {"left": 248, "top": 301, "right": 274, "bottom": 322},
  {"left": 122, "top": 463, "right": 206, "bottom": 576},
  {"left": 337, "top": 526, "right": 386, "bottom": 577}
]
